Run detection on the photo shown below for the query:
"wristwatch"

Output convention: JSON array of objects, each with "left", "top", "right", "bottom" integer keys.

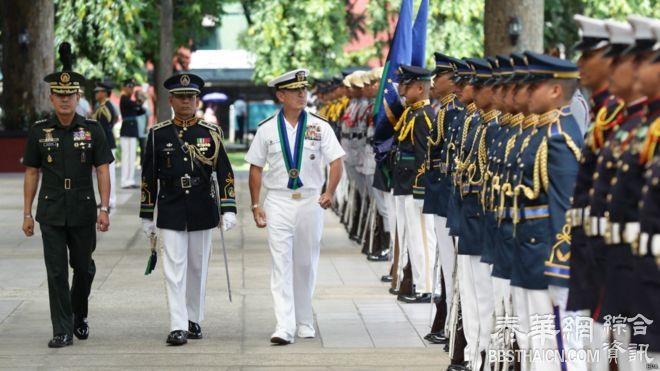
[
  {"left": 99, "top": 206, "right": 110, "bottom": 213},
  {"left": 251, "top": 204, "right": 260, "bottom": 211}
]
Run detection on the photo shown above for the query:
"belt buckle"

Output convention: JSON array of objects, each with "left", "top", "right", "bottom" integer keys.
[
  {"left": 64, "top": 178, "right": 71, "bottom": 190},
  {"left": 181, "top": 175, "right": 192, "bottom": 189}
]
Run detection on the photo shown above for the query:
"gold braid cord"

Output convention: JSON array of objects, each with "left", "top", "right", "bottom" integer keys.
[
  {"left": 429, "top": 107, "right": 446, "bottom": 146},
  {"left": 592, "top": 101, "right": 625, "bottom": 151},
  {"left": 561, "top": 133, "right": 582, "bottom": 162},
  {"left": 94, "top": 104, "right": 112, "bottom": 123},
  {"left": 394, "top": 106, "right": 412, "bottom": 133},
  {"left": 548, "top": 224, "right": 572, "bottom": 263}
]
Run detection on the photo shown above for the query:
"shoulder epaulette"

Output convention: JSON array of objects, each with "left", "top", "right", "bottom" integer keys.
[
  {"left": 198, "top": 120, "right": 220, "bottom": 132},
  {"left": 258, "top": 113, "right": 276, "bottom": 127},
  {"left": 32, "top": 118, "right": 48, "bottom": 127},
  {"left": 310, "top": 111, "right": 329, "bottom": 122},
  {"left": 153, "top": 120, "right": 173, "bottom": 130},
  {"left": 85, "top": 118, "right": 100, "bottom": 125}
]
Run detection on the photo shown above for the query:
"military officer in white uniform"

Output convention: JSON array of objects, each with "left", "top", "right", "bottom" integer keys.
[{"left": 245, "top": 68, "right": 345, "bottom": 345}]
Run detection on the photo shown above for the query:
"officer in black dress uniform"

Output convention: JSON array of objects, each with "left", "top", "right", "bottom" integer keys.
[{"left": 140, "top": 73, "right": 237, "bottom": 345}]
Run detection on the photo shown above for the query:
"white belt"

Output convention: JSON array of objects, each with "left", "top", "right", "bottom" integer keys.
[
  {"left": 639, "top": 232, "right": 660, "bottom": 257},
  {"left": 588, "top": 216, "right": 607, "bottom": 237},
  {"left": 267, "top": 188, "right": 320, "bottom": 199},
  {"left": 605, "top": 221, "right": 640, "bottom": 245},
  {"left": 567, "top": 208, "right": 585, "bottom": 228}
]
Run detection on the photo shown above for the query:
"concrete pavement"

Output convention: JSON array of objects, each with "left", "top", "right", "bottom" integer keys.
[{"left": 0, "top": 170, "right": 450, "bottom": 370}]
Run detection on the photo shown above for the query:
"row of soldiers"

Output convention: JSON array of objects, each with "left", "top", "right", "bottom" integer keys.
[{"left": 316, "top": 13, "right": 659, "bottom": 371}]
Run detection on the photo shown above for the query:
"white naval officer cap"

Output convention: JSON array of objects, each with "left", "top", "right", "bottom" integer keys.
[
  {"left": 624, "top": 15, "right": 657, "bottom": 55},
  {"left": 604, "top": 20, "right": 635, "bottom": 58},
  {"left": 573, "top": 14, "right": 609, "bottom": 51},
  {"left": 267, "top": 68, "right": 310, "bottom": 90}
]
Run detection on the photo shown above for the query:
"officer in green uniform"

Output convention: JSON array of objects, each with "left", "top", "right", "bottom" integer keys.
[{"left": 21, "top": 44, "right": 114, "bottom": 348}]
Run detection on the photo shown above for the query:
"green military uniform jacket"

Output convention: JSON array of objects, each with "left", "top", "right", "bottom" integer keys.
[{"left": 22, "top": 114, "right": 114, "bottom": 226}]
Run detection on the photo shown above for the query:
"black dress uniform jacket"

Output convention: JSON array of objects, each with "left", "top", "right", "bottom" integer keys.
[
  {"left": 119, "top": 95, "right": 145, "bottom": 138},
  {"left": 22, "top": 114, "right": 115, "bottom": 226},
  {"left": 392, "top": 100, "right": 434, "bottom": 197},
  {"left": 566, "top": 89, "right": 624, "bottom": 311},
  {"left": 139, "top": 119, "right": 237, "bottom": 231},
  {"left": 94, "top": 100, "right": 118, "bottom": 149}
]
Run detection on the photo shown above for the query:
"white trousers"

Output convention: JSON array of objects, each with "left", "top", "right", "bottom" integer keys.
[
  {"left": 265, "top": 190, "right": 324, "bottom": 338},
  {"left": 511, "top": 287, "right": 560, "bottom": 371},
  {"left": 394, "top": 195, "right": 409, "bottom": 286},
  {"left": 372, "top": 188, "right": 390, "bottom": 233},
  {"left": 109, "top": 149, "right": 117, "bottom": 207},
  {"left": 160, "top": 228, "right": 213, "bottom": 331},
  {"left": 120, "top": 136, "right": 137, "bottom": 187},
  {"left": 402, "top": 196, "right": 436, "bottom": 293},
  {"left": 433, "top": 215, "right": 455, "bottom": 326},
  {"left": 459, "top": 254, "right": 480, "bottom": 368},
  {"left": 548, "top": 285, "right": 588, "bottom": 371}
]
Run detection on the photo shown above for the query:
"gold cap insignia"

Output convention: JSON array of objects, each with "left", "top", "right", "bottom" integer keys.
[
  {"left": 180, "top": 74, "right": 190, "bottom": 86},
  {"left": 60, "top": 73, "right": 70, "bottom": 83}
]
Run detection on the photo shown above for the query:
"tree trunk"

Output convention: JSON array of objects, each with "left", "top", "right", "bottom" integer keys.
[
  {"left": 484, "top": 0, "right": 544, "bottom": 56},
  {"left": 0, "top": 0, "right": 54, "bottom": 130},
  {"left": 156, "top": 0, "right": 173, "bottom": 122}
]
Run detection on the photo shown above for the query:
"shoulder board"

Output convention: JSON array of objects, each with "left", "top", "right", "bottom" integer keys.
[
  {"left": 32, "top": 118, "right": 48, "bottom": 127},
  {"left": 85, "top": 119, "right": 99, "bottom": 125},
  {"left": 309, "top": 111, "right": 329, "bottom": 122},
  {"left": 198, "top": 120, "right": 220, "bottom": 132},
  {"left": 258, "top": 113, "right": 276, "bottom": 127},
  {"left": 153, "top": 120, "right": 173, "bottom": 130}
]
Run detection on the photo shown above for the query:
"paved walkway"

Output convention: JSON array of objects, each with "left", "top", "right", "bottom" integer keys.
[{"left": 0, "top": 170, "right": 449, "bottom": 370}]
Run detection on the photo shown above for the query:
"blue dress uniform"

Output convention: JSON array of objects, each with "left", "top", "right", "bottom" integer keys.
[
  {"left": 392, "top": 65, "right": 437, "bottom": 302},
  {"left": 22, "top": 69, "right": 114, "bottom": 346},
  {"left": 454, "top": 58, "right": 497, "bottom": 371},
  {"left": 140, "top": 73, "right": 236, "bottom": 345},
  {"left": 446, "top": 59, "right": 476, "bottom": 237}
]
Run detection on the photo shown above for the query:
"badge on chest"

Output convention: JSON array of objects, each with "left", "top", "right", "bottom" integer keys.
[
  {"left": 196, "top": 137, "right": 211, "bottom": 153},
  {"left": 39, "top": 128, "right": 60, "bottom": 163}
]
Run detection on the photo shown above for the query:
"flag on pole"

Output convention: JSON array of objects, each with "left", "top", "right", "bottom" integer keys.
[
  {"left": 411, "top": 0, "right": 428, "bottom": 68},
  {"left": 372, "top": 0, "right": 413, "bottom": 161}
]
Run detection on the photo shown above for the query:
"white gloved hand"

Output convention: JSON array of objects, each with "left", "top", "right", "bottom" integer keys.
[
  {"left": 222, "top": 212, "right": 237, "bottom": 232},
  {"left": 141, "top": 218, "right": 156, "bottom": 236}
]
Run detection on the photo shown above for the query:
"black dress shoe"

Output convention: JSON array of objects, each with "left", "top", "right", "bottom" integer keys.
[
  {"left": 48, "top": 334, "right": 73, "bottom": 348},
  {"left": 367, "top": 252, "right": 389, "bottom": 261},
  {"left": 188, "top": 321, "right": 202, "bottom": 339},
  {"left": 399, "top": 293, "right": 432, "bottom": 303},
  {"left": 166, "top": 330, "right": 187, "bottom": 345},
  {"left": 424, "top": 331, "right": 442, "bottom": 340},
  {"left": 447, "top": 363, "right": 471, "bottom": 371},
  {"left": 381, "top": 275, "right": 393, "bottom": 283},
  {"left": 388, "top": 287, "right": 399, "bottom": 295},
  {"left": 74, "top": 318, "right": 89, "bottom": 340},
  {"left": 428, "top": 333, "right": 449, "bottom": 344}
]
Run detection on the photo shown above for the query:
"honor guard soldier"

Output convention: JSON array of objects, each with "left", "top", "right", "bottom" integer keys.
[
  {"left": 391, "top": 64, "right": 437, "bottom": 304},
  {"left": 119, "top": 78, "right": 145, "bottom": 188},
  {"left": 139, "top": 73, "right": 237, "bottom": 346},
  {"left": 584, "top": 20, "right": 649, "bottom": 368},
  {"left": 636, "top": 19, "right": 660, "bottom": 369},
  {"left": 565, "top": 15, "right": 625, "bottom": 318},
  {"left": 424, "top": 53, "right": 463, "bottom": 344},
  {"left": 245, "top": 68, "right": 345, "bottom": 345},
  {"left": 595, "top": 16, "right": 657, "bottom": 370},
  {"left": 93, "top": 81, "right": 119, "bottom": 210},
  {"left": 506, "top": 51, "right": 583, "bottom": 371},
  {"left": 21, "top": 43, "right": 114, "bottom": 348}
]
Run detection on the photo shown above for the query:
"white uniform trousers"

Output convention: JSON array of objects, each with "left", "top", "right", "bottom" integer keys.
[
  {"left": 511, "top": 287, "right": 560, "bottom": 371},
  {"left": 591, "top": 322, "right": 641, "bottom": 371},
  {"left": 160, "top": 228, "right": 213, "bottom": 331},
  {"left": 394, "top": 195, "right": 409, "bottom": 287},
  {"left": 433, "top": 215, "right": 455, "bottom": 327},
  {"left": 459, "top": 254, "right": 480, "bottom": 368},
  {"left": 372, "top": 187, "right": 391, "bottom": 233},
  {"left": 120, "top": 136, "right": 137, "bottom": 187},
  {"left": 548, "top": 285, "right": 588, "bottom": 371},
  {"left": 109, "top": 149, "right": 117, "bottom": 208},
  {"left": 265, "top": 190, "right": 324, "bottom": 338},
  {"left": 403, "top": 196, "right": 436, "bottom": 293}
]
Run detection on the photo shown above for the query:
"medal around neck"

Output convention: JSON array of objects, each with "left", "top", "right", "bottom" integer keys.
[{"left": 277, "top": 109, "right": 307, "bottom": 192}]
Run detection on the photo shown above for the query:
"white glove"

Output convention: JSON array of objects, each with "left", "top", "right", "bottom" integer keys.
[
  {"left": 141, "top": 218, "right": 156, "bottom": 236},
  {"left": 222, "top": 212, "right": 237, "bottom": 232}
]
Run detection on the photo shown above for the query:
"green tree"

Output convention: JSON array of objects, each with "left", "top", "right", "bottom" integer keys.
[{"left": 243, "top": 0, "right": 350, "bottom": 83}]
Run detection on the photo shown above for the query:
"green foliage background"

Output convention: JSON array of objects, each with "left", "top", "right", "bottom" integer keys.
[{"left": 52, "top": 0, "right": 659, "bottom": 84}]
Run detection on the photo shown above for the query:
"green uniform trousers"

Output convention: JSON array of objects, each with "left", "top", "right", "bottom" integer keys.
[{"left": 40, "top": 223, "right": 96, "bottom": 336}]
